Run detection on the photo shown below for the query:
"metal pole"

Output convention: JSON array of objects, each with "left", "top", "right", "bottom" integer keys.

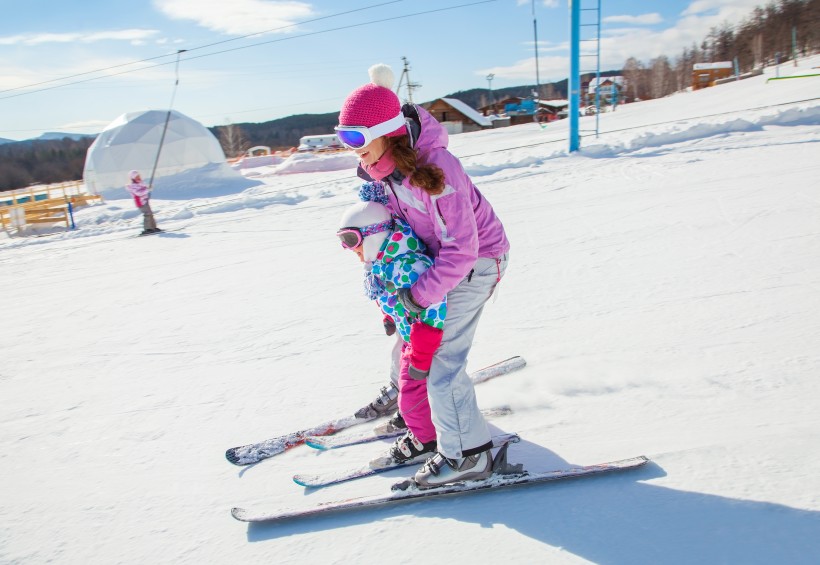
[
  {"left": 532, "top": 0, "right": 541, "bottom": 95},
  {"left": 569, "top": 0, "right": 580, "bottom": 152},
  {"left": 148, "top": 49, "right": 186, "bottom": 191},
  {"left": 486, "top": 73, "right": 495, "bottom": 113},
  {"left": 594, "top": 0, "right": 601, "bottom": 137}
]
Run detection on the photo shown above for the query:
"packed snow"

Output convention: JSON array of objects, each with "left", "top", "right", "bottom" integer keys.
[{"left": 1, "top": 57, "right": 819, "bottom": 564}]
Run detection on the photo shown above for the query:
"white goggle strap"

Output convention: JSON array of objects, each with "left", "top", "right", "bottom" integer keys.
[{"left": 366, "top": 112, "right": 407, "bottom": 140}]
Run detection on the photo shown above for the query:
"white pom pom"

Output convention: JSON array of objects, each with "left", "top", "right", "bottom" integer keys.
[{"left": 368, "top": 64, "right": 394, "bottom": 89}]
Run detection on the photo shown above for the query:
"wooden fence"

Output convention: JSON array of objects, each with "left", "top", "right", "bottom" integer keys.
[{"left": 0, "top": 181, "right": 104, "bottom": 233}]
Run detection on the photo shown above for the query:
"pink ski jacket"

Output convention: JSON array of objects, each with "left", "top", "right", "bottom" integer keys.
[
  {"left": 379, "top": 105, "right": 509, "bottom": 308},
  {"left": 126, "top": 181, "right": 151, "bottom": 207}
]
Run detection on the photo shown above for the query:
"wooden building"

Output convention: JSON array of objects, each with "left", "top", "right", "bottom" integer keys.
[
  {"left": 424, "top": 98, "right": 493, "bottom": 133},
  {"left": 692, "top": 62, "right": 734, "bottom": 90},
  {"left": 587, "top": 76, "right": 624, "bottom": 105},
  {"left": 478, "top": 97, "right": 524, "bottom": 116}
]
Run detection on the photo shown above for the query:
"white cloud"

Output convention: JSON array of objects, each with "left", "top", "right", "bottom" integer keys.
[
  {"left": 0, "top": 29, "right": 159, "bottom": 46},
  {"left": 478, "top": 55, "right": 568, "bottom": 82},
  {"left": 154, "top": 0, "right": 314, "bottom": 35},
  {"left": 682, "top": 0, "right": 722, "bottom": 16},
  {"left": 604, "top": 13, "right": 663, "bottom": 25},
  {"left": 517, "top": 0, "right": 559, "bottom": 8},
  {"left": 485, "top": 0, "right": 766, "bottom": 80},
  {"left": 681, "top": 0, "right": 769, "bottom": 21},
  {"left": 522, "top": 40, "right": 569, "bottom": 53}
]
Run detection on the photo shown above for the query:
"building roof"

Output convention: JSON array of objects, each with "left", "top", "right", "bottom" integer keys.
[
  {"left": 693, "top": 62, "right": 734, "bottom": 70},
  {"left": 537, "top": 99, "right": 569, "bottom": 109},
  {"left": 588, "top": 76, "right": 624, "bottom": 93},
  {"left": 441, "top": 98, "right": 493, "bottom": 127}
]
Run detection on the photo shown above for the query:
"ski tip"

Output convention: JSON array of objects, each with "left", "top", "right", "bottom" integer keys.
[
  {"left": 510, "top": 356, "right": 526, "bottom": 368},
  {"left": 225, "top": 449, "right": 242, "bottom": 465},
  {"left": 231, "top": 507, "right": 250, "bottom": 521},
  {"left": 293, "top": 475, "right": 318, "bottom": 488},
  {"left": 304, "top": 438, "right": 330, "bottom": 450}
]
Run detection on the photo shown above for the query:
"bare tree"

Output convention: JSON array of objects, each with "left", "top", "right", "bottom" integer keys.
[
  {"left": 217, "top": 123, "right": 249, "bottom": 158},
  {"left": 649, "top": 56, "right": 674, "bottom": 98},
  {"left": 622, "top": 57, "right": 646, "bottom": 101}
]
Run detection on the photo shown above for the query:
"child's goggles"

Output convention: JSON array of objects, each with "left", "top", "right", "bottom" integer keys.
[
  {"left": 336, "top": 219, "right": 394, "bottom": 249},
  {"left": 334, "top": 113, "right": 406, "bottom": 149}
]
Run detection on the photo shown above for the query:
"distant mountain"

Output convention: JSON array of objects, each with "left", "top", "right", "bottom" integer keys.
[
  {"left": 211, "top": 74, "right": 622, "bottom": 152},
  {"left": 442, "top": 71, "right": 621, "bottom": 109},
  {"left": 0, "top": 137, "right": 14, "bottom": 145},
  {"left": 36, "top": 132, "right": 97, "bottom": 141},
  {"left": 211, "top": 112, "right": 341, "bottom": 152},
  {"left": 442, "top": 81, "right": 567, "bottom": 109}
]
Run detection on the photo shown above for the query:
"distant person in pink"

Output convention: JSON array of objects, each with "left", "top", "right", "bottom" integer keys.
[{"left": 126, "top": 170, "right": 161, "bottom": 236}]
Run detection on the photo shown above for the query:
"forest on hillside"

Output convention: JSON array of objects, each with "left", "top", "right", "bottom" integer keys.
[
  {"left": 620, "top": 0, "right": 818, "bottom": 100},
  {"left": 0, "top": 137, "right": 94, "bottom": 192},
  {"left": 1, "top": 0, "right": 816, "bottom": 191}
]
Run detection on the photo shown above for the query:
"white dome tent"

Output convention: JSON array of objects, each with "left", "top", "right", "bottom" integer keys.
[{"left": 83, "top": 109, "right": 256, "bottom": 199}]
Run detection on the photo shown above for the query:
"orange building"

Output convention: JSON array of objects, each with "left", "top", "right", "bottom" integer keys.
[{"left": 692, "top": 62, "right": 734, "bottom": 90}]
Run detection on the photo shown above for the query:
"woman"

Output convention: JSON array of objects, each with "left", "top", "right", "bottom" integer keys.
[{"left": 336, "top": 64, "right": 510, "bottom": 488}]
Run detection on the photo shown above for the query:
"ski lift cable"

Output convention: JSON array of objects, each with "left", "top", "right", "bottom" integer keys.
[
  {"left": 0, "top": 1, "right": 498, "bottom": 101},
  {"left": 0, "top": 1, "right": 404, "bottom": 96}
]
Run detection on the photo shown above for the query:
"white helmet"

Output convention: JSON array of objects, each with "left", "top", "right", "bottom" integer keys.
[{"left": 338, "top": 201, "right": 393, "bottom": 263}]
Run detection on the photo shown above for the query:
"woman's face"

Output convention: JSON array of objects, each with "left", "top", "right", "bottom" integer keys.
[{"left": 355, "top": 136, "right": 387, "bottom": 166}]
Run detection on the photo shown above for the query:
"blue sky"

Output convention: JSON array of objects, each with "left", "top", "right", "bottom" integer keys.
[{"left": 0, "top": 0, "right": 767, "bottom": 140}]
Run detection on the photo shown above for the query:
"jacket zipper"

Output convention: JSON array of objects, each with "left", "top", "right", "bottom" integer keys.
[{"left": 386, "top": 179, "right": 410, "bottom": 224}]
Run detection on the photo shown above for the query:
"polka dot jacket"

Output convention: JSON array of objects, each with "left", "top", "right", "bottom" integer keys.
[{"left": 370, "top": 217, "right": 447, "bottom": 342}]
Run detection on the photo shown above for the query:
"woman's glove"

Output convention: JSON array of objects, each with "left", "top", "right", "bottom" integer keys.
[
  {"left": 396, "top": 287, "right": 424, "bottom": 316},
  {"left": 405, "top": 322, "right": 444, "bottom": 380}
]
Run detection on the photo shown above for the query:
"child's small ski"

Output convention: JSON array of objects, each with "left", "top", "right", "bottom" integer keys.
[
  {"left": 294, "top": 432, "right": 519, "bottom": 488},
  {"left": 225, "top": 356, "right": 525, "bottom": 466},
  {"left": 233, "top": 453, "right": 651, "bottom": 523},
  {"left": 304, "top": 406, "right": 513, "bottom": 451}
]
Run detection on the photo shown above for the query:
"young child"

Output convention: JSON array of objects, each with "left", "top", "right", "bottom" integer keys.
[
  {"left": 337, "top": 185, "right": 445, "bottom": 466},
  {"left": 126, "top": 170, "right": 161, "bottom": 236}
]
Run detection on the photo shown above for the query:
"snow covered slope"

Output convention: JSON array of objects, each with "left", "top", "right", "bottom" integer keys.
[{"left": 1, "top": 57, "right": 819, "bottom": 564}]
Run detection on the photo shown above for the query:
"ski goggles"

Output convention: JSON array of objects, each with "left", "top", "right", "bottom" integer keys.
[
  {"left": 336, "top": 218, "right": 394, "bottom": 249},
  {"left": 334, "top": 112, "right": 406, "bottom": 149}
]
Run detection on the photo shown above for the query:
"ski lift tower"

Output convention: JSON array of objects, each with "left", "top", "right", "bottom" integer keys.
[
  {"left": 569, "top": 0, "right": 601, "bottom": 153},
  {"left": 396, "top": 57, "right": 422, "bottom": 103}
]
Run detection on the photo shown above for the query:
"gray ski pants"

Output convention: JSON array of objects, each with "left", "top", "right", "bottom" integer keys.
[
  {"left": 139, "top": 202, "right": 158, "bottom": 231},
  {"left": 390, "top": 253, "right": 509, "bottom": 459}
]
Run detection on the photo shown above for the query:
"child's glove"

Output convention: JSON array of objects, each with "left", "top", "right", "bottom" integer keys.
[
  {"left": 383, "top": 314, "right": 396, "bottom": 336},
  {"left": 406, "top": 322, "right": 444, "bottom": 380}
]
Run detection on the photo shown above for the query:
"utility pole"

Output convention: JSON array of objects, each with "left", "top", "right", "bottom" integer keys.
[
  {"left": 569, "top": 0, "right": 580, "bottom": 152},
  {"left": 486, "top": 73, "right": 495, "bottom": 113},
  {"left": 532, "top": 0, "right": 541, "bottom": 96},
  {"left": 396, "top": 57, "right": 421, "bottom": 103}
]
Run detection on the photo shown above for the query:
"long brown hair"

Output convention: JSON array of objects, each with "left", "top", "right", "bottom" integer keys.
[{"left": 386, "top": 135, "right": 445, "bottom": 195}]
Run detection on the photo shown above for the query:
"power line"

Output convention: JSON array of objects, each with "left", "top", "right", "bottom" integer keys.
[
  {"left": 0, "top": 0, "right": 499, "bottom": 101},
  {"left": 0, "top": 1, "right": 403, "bottom": 96}
]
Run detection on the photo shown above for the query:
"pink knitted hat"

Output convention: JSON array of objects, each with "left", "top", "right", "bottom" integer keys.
[{"left": 339, "top": 64, "right": 405, "bottom": 137}]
